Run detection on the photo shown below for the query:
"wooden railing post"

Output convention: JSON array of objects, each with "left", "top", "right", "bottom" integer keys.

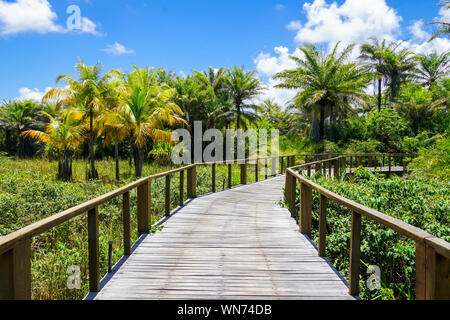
[
  {"left": 415, "top": 241, "right": 426, "bottom": 300},
  {"left": 333, "top": 159, "right": 339, "bottom": 179},
  {"left": 300, "top": 182, "right": 312, "bottom": 236},
  {"left": 212, "top": 163, "right": 216, "bottom": 193},
  {"left": 349, "top": 209, "right": 361, "bottom": 296},
  {"left": 0, "top": 239, "right": 31, "bottom": 300},
  {"left": 289, "top": 155, "right": 295, "bottom": 167},
  {"left": 137, "top": 179, "right": 151, "bottom": 234},
  {"left": 165, "top": 174, "right": 171, "bottom": 217},
  {"left": 388, "top": 156, "right": 392, "bottom": 177},
  {"left": 123, "top": 192, "right": 131, "bottom": 255},
  {"left": 285, "top": 171, "right": 296, "bottom": 218},
  {"left": 265, "top": 159, "right": 268, "bottom": 179},
  {"left": 368, "top": 155, "right": 373, "bottom": 168},
  {"left": 357, "top": 156, "right": 361, "bottom": 167},
  {"left": 416, "top": 240, "right": 450, "bottom": 300},
  {"left": 280, "top": 156, "right": 283, "bottom": 174},
  {"left": 179, "top": 170, "right": 184, "bottom": 206},
  {"left": 187, "top": 166, "right": 197, "bottom": 197},
  {"left": 240, "top": 160, "right": 247, "bottom": 185},
  {"left": 227, "top": 163, "right": 232, "bottom": 189},
  {"left": 255, "top": 161, "right": 259, "bottom": 182},
  {"left": 316, "top": 162, "right": 322, "bottom": 176},
  {"left": 88, "top": 207, "right": 100, "bottom": 293},
  {"left": 307, "top": 165, "right": 311, "bottom": 177},
  {"left": 318, "top": 195, "right": 327, "bottom": 257}
]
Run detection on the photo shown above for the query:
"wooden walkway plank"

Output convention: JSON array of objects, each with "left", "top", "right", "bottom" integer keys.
[{"left": 93, "top": 176, "right": 354, "bottom": 300}]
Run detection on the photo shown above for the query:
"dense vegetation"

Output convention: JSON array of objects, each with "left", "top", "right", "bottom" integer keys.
[
  {"left": 303, "top": 167, "right": 449, "bottom": 300},
  {"left": 0, "top": 3, "right": 448, "bottom": 300}
]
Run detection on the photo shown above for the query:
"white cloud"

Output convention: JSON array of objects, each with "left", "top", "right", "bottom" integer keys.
[
  {"left": 17, "top": 87, "right": 52, "bottom": 101},
  {"left": 102, "top": 42, "right": 135, "bottom": 55},
  {"left": 253, "top": 0, "right": 450, "bottom": 108},
  {"left": 286, "top": 20, "right": 302, "bottom": 31},
  {"left": 0, "top": 0, "right": 101, "bottom": 36},
  {"left": 254, "top": 46, "right": 304, "bottom": 106},
  {"left": 409, "top": 20, "right": 430, "bottom": 42},
  {"left": 274, "top": 4, "right": 286, "bottom": 11},
  {"left": 291, "top": 0, "right": 401, "bottom": 46},
  {"left": 0, "top": 0, "right": 64, "bottom": 35}
]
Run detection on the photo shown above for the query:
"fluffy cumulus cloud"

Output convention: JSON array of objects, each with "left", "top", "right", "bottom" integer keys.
[
  {"left": 254, "top": 47, "right": 304, "bottom": 106},
  {"left": 102, "top": 42, "right": 135, "bottom": 55},
  {"left": 254, "top": 0, "right": 450, "bottom": 108},
  {"left": 0, "top": 0, "right": 100, "bottom": 36},
  {"left": 17, "top": 87, "right": 52, "bottom": 101},
  {"left": 293, "top": 0, "right": 401, "bottom": 46}
]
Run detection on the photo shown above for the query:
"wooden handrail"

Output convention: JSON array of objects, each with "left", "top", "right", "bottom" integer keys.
[
  {"left": 0, "top": 152, "right": 423, "bottom": 300},
  {"left": 285, "top": 155, "right": 449, "bottom": 300}
]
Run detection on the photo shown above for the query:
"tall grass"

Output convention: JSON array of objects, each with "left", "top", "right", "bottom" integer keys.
[{"left": 0, "top": 156, "right": 276, "bottom": 300}]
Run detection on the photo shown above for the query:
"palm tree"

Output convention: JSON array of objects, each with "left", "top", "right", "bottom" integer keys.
[
  {"left": 379, "top": 46, "right": 417, "bottom": 102},
  {"left": 109, "top": 67, "right": 186, "bottom": 177},
  {"left": 224, "top": 66, "right": 264, "bottom": 130},
  {"left": 416, "top": 51, "right": 449, "bottom": 89},
  {"left": 97, "top": 78, "right": 127, "bottom": 180},
  {"left": 21, "top": 110, "right": 85, "bottom": 180},
  {"left": 360, "top": 37, "right": 395, "bottom": 111},
  {"left": 428, "top": 1, "right": 450, "bottom": 41},
  {"left": 0, "top": 99, "right": 39, "bottom": 157},
  {"left": 275, "top": 42, "right": 371, "bottom": 142},
  {"left": 43, "top": 59, "right": 121, "bottom": 180}
]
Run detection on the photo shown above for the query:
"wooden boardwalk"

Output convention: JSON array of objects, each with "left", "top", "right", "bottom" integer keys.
[{"left": 91, "top": 176, "right": 354, "bottom": 300}]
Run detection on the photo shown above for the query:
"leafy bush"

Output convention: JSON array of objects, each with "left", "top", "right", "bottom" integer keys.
[
  {"left": 409, "top": 135, "right": 450, "bottom": 181},
  {"left": 284, "top": 169, "right": 449, "bottom": 300},
  {"left": 366, "top": 108, "right": 408, "bottom": 152}
]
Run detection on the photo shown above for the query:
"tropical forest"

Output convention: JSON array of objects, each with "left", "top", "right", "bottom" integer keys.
[{"left": 0, "top": 0, "right": 449, "bottom": 302}]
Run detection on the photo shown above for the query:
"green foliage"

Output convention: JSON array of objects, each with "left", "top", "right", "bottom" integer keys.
[
  {"left": 409, "top": 135, "right": 450, "bottom": 181},
  {"left": 366, "top": 108, "right": 408, "bottom": 152},
  {"left": 285, "top": 171, "right": 449, "bottom": 300}
]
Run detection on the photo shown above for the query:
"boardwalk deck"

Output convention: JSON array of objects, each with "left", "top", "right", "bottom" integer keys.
[{"left": 91, "top": 176, "right": 354, "bottom": 300}]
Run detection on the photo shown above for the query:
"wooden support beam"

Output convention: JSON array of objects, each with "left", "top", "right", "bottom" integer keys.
[
  {"left": 88, "top": 207, "right": 100, "bottom": 293},
  {"left": 0, "top": 238, "right": 31, "bottom": 300},
  {"left": 240, "top": 161, "right": 247, "bottom": 185},
  {"left": 349, "top": 210, "right": 361, "bottom": 296},
  {"left": 300, "top": 182, "right": 312, "bottom": 236},
  {"left": 318, "top": 195, "right": 327, "bottom": 257},
  {"left": 212, "top": 163, "right": 216, "bottom": 193},
  {"left": 187, "top": 166, "right": 197, "bottom": 197},
  {"left": 137, "top": 179, "right": 151, "bottom": 234},
  {"left": 179, "top": 170, "right": 184, "bottom": 206},
  {"left": 122, "top": 192, "right": 131, "bottom": 256},
  {"left": 227, "top": 163, "right": 232, "bottom": 189},
  {"left": 165, "top": 175, "right": 171, "bottom": 216}
]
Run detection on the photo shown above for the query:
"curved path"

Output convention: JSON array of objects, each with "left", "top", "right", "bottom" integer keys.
[{"left": 92, "top": 176, "right": 354, "bottom": 300}]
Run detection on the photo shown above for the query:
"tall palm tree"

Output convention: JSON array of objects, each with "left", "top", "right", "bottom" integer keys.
[
  {"left": 416, "top": 51, "right": 449, "bottom": 89},
  {"left": 428, "top": 1, "right": 450, "bottom": 41},
  {"left": 43, "top": 59, "right": 121, "bottom": 180},
  {"left": 275, "top": 42, "right": 371, "bottom": 142},
  {"left": 21, "top": 110, "right": 85, "bottom": 180},
  {"left": 109, "top": 67, "right": 186, "bottom": 177},
  {"left": 0, "top": 99, "right": 39, "bottom": 157},
  {"left": 224, "top": 66, "right": 264, "bottom": 130},
  {"left": 360, "top": 37, "right": 395, "bottom": 111}
]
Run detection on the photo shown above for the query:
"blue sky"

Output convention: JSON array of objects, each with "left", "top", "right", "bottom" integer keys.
[{"left": 0, "top": 0, "right": 448, "bottom": 105}]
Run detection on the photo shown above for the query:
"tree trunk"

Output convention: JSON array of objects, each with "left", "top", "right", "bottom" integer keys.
[
  {"left": 378, "top": 78, "right": 382, "bottom": 112},
  {"left": 88, "top": 110, "right": 98, "bottom": 180},
  {"left": 133, "top": 144, "right": 144, "bottom": 178},
  {"left": 319, "top": 103, "right": 325, "bottom": 141},
  {"left": 115, "top": 143, "right": 120, "bottom": 181},
  {"left": 58, "top": 152, "right": 73, "bottom": 181},
  {"left": 236, "top": 104, "right": 241, "bottom": 130}
]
